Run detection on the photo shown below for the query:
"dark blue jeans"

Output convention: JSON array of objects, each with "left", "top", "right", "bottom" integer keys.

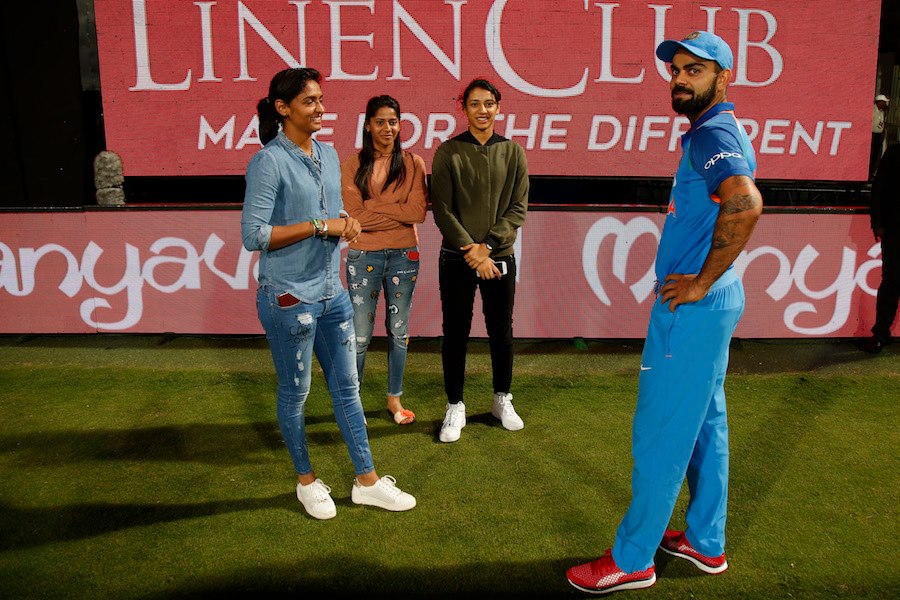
[{"left": 438, "top": 249, "right": 516, "bottom": 404}]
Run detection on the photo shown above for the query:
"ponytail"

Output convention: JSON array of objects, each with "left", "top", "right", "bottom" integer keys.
[{"left": 257, "top": 97, "right": 281, "bottom": 145}]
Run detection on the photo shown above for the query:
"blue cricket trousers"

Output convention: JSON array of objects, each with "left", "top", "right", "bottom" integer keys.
[{"left": 612, "top": 269, "right": 744, "bottom": 573}]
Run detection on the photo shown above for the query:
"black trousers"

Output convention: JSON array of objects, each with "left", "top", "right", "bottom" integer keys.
[
  {"left": 438, "top": 249, "right": 516, "bottom": 404},
  {"left": 870, "top": 132, "right": 885, "bottom": 177},
  {"left": 873, "top": 232, "right": 899, "bottom": 341}
]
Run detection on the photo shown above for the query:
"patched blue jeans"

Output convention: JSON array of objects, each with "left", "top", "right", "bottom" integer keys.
[
  {"left": 345, "top": 247, "right": 420, "bottom": 396},
  {"left": 256, "top": 286, "right": 374, "bottom": 477}
]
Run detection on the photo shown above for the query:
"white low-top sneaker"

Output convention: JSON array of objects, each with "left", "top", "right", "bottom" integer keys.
[
  {"left": 492, "top": 392, "right": 524, "bottom": 431},
  {"left": 296, "top": 478, "right": 337, "bottom": 520},
  {"left": 439, "top": 402, "right": 466, "bottom": 443},
  {"left": 351, "top": 475, "right": 416, "bottom": 511}
]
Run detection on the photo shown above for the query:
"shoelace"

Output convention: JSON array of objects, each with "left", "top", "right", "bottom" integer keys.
[
  {"left": 443, "top": 407, "right": 463, "bottom": 427},
  {"left": 498, "top": 398, "right": 517, "bottom": 416},
  {"left": 376, "top": 475, "right": 401, "bottom": 497},
  {"left": 308, "top": 479, "right": 332, "bottom": 503}
]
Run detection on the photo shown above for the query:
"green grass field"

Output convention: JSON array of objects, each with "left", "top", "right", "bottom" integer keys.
[{"left": 0, "top": 335, "right": 897, "bottom": 599}]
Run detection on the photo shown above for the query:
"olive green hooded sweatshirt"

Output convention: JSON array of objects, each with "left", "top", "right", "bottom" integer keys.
[{"left": 430, "top": 131, "right": 529, "bottom": 257}]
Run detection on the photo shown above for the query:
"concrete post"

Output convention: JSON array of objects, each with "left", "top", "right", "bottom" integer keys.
[{"left": 94, "top": 150, "right": 125, "bottom": 206}]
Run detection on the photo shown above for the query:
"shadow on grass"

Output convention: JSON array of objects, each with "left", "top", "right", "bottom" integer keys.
[
  {"left": 0, "top": 495, "right": 295, "bottom": 552},
  {"left": 131, "top": 551, "right": 726, "bottom": 599},
  {"left": 0, "top": 422, "right": 287, "bottom": 466},
  {"left": 726, "top": 338, "right": 888, "bottom": 374},
  {"left": 0, "top": 410, "right": 442, "bottom": 468},
  {"left": 137, "top": 554, "right": 587, "bottom": 599},
  {"left": 724, "top": 374, "right": 850, "bottom": 550}
]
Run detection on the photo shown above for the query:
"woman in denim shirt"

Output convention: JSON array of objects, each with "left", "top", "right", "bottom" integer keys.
[
  {"left": 241, "top": 68, "right": 416, "bottom": 520},
  {"left": 342, "top": 95, "right": 428, "bottom": 426}
]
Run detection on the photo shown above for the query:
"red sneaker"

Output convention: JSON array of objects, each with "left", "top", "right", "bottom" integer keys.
[
  {"left": 566, "top": 549, "right": 656, "bottom": 595},
  {"left": 659, "top": 530, "right": 728, "bottom": 574}
]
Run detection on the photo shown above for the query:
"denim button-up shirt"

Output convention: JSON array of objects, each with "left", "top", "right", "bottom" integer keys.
[{"left": 241, "top": 132, "right": 345, "bottom": 303}]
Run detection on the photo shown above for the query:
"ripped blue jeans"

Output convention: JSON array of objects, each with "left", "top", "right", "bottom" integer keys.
[{"left": 256, "top": 287, "right": 374, "bottom": 477}]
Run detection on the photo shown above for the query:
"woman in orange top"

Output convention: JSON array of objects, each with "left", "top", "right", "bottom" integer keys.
[{"left": 342, "top": 95, "right": 428, "bottom": 425}]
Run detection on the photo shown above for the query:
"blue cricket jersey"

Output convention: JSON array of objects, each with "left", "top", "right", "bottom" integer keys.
[{"left": 655, "top": 102, "right": 756, "bottom": 282}]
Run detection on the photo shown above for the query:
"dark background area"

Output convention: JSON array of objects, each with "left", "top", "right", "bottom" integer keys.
[{"left": 2, "top": 2, "right": 898, "bottom": 210}]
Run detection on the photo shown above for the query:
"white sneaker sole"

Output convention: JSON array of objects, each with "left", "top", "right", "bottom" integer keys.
[
  {"left": 568, "top": 572, "right": 656, "bottom": 594},
  {"left": 660, "top": 546, "right": 728, "bottom": 574},
  {"left": 492, "top": 409, "right": 524, "bottom": 431},
  {"left": 351, "top": 490, "right": 416, "bottom": 512},
  {"left": 301, "top": 504, "right": 336, "bottom": 520},
  {"left": 297, "top": 484, "right": 336, "bottom": 520},
  {"left": 439, "top": 428, "right": 462, "bottom": 442}
]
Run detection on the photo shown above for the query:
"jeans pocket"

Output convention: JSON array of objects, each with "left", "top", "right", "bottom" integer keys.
[{"left": 277, "top": 292, "right": 301, "bottom": 308}]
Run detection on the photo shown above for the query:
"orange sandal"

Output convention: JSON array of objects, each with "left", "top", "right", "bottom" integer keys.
[{"left": 391, "top": 408, "right": 416, "bottom": 425}]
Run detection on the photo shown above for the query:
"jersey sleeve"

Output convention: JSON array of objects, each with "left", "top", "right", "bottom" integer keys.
[{"left": 689, "top": 124, "right": 754, "bottom": 196}]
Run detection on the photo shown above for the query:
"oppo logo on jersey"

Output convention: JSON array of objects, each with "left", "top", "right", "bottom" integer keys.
[{"left": 704, "top": 151, "right": 743, "bottom": 170}]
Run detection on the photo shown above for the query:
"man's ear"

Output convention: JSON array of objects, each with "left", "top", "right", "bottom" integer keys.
[{"left": 717, "top": 68, "right": 732, "bottom": 91}]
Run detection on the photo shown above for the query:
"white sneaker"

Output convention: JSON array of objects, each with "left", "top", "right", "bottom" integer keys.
[
  {"left": 439, "top": 402, "right": 466, "bottom": 443},
  {"left": 351, "top": 475, "right": 416, "bottom": 511},
  {"left": 492, "top": 392, "right": 524, "bottom": 431},
  {"left": 296, "top": 478, "right": 336, "bottom": 520}
]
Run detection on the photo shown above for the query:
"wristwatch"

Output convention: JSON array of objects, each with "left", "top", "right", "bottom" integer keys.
[{"left": 484, "top": 242, "right": 494, "bottom": 253}]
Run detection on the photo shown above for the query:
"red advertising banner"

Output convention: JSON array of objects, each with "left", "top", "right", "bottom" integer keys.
[
  {"left": 0, "top": 209, "right": 890, "bottom": 339},
  {"left": 94, "top": 1, "right": 879, "bottom": 180}
]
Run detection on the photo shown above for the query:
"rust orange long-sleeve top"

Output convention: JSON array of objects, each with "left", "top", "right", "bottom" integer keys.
[{"left": 340, "top": 151, "right": 429, "bottom": 251}]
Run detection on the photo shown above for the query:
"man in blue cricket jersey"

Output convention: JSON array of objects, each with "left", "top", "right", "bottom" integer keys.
[{"left": 567, "top": 31, "right": 763, "bottom": 595}]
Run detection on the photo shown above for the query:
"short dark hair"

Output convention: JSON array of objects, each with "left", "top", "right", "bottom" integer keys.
[{"left": 460, "top": 78, "right": 501, "bottom": 109}]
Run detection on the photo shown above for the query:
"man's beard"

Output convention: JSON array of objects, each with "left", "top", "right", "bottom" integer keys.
[{"left": 672, "top": 79, "right": 717, "bottom": 115}]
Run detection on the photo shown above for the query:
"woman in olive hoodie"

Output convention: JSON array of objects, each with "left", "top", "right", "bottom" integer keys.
[{"left": 430, "top": 78, "right": 529, "bottom": 444}]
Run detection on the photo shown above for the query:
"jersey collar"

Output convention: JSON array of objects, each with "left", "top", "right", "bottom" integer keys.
[
  {"left": 681, "top": 101, "right": 735, "bottom": 148},
  {"left": 690, "top": 101, "right": 735, "bottom": 131}
]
